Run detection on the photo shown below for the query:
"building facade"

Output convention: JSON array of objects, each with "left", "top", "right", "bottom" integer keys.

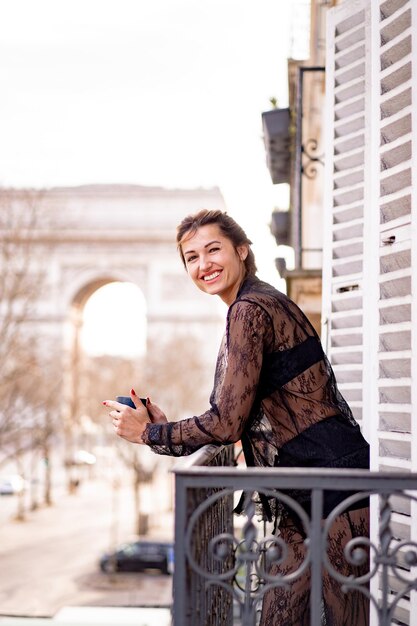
[
  {"left": 263, "top": 0, "right": 331, "bottom": 335},
  {"left": 264, "top": 1, "right": 416, "bottom": 623}
]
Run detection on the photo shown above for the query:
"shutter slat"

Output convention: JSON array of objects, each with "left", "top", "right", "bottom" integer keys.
[
  {"left": 380, "top": 6, "right": 411, "bottom": 42},
  {"left": 380, "top": 29, "right": 411, "bottom": 68},
  {"left": 381, "top": 60, "right": 412, "bottom": 94},
  {"left": 380, "top": 191, "right": 411, "bottom": 223},
  {"left": 380, "top": 84, "right": 412, "bottom": 117},
  {"left": 335, "top": 42, "right": 366, "bottom": 69},
  {"left": 380, "top": 0, "right": 409, "bottom": 21}
]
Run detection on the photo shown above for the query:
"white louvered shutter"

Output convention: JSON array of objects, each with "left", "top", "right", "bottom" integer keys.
[
  {"left": 323, "top": 0, "right": 370, "bottom": 431},
  {"left": 377, "top": 0, "right": 413, "bottom": 475},
  {"left": 325, "top": 1, "right": 416, "bottom": 624},
  {"left": 374, "top": 2, "right": 415, "bottom": 624}
]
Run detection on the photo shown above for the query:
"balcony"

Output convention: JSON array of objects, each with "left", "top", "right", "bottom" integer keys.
[
  {"left": 261, "top": 108, "right": 291, "bottom": 185},
  {"left": 173, "top": 445, "right": 417, "bottom": 626}
]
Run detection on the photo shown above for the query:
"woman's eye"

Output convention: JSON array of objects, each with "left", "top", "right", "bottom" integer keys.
[
  {"left": 186, "top": 255, "right": 197, "bottom": 263},
  {"left": 209, "top": 247, "right": 220, "bottom": 253}
]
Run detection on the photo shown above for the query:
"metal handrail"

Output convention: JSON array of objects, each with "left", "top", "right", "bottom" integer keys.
[{"left": 173, "top": 445, "right": 417, "bottom": 626}]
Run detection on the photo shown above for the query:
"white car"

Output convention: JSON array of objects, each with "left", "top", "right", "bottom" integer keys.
[
  {"left": 0, "top": 474, "right": 28, "bottom": 495},
  {"left": 73, "top": 450, "right": 96, "bottom": 466}
]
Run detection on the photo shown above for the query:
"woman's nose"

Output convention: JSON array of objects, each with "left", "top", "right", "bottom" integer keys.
[{"left": 200, "top": 255, "right": 212, "bottom": 270}]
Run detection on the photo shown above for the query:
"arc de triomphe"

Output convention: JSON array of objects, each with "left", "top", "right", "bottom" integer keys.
[
  {"left": 6, "top": 185, "right": 227, "bottom": 398},
  {"left": 36, "top": 185, "right": 226, "bottom": 352}
]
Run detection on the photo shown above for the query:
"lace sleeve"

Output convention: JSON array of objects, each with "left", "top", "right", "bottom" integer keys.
[{"left": 142, "top": 300, "right": 273, "bottom": 455}]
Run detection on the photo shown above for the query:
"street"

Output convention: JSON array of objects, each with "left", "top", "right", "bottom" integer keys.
[{"left": 0, "top": 475, "right": 173, "bottom": 618}]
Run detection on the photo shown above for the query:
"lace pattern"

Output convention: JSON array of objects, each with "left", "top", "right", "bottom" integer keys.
[{"left": 142, "top": 275, "right": 368, "bottom": 482}]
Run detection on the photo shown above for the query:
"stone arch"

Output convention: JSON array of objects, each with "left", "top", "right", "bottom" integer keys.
[
  {"left": 25, "top": 184, "right": 226, "bottom": 356},
  {"left": 6, "top": 184, "right": 227, "bottom": 351},
  {"left": 65, "top": 267, "right": 148, "bottom": 313},
  {"left": 34, "top": 183, "right": 225, "bottom": 395}
]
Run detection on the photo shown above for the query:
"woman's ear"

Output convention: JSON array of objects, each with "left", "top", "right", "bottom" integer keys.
[{"left": 237, "top": 245, "right": 249, "bottom": 261}]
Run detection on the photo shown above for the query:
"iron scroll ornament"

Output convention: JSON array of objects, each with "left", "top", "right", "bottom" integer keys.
[
  {"left": 301, "top": 138, "right": 324, "bottom": 180},
  {"left": 322, "top": 490, "right": 417, "bottom": 625},
  {"left": 184, "top": 488, "right": 311, "bottom": 625}
]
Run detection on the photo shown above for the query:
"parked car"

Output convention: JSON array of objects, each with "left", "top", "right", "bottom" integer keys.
[
  {"left": 100, "top": 540, "right": 174, "bottom": 575},
  {"left": 0, "top": 474, "right": 28, "bottom": 495}
]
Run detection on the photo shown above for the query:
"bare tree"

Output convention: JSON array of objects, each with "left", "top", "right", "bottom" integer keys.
[
  {"left": 0, "top": 189, "right": 61, "bottom": 518},
  {"left": 0, "top": 192, "right": 41, "bottom": 458}
]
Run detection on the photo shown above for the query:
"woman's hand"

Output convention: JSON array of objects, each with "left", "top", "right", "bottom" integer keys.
[
  {"left": 103, "top": 389, "right": 150, "bottom": 444},
  {"left": 145, "top": 397, "right": 167, "bottom": 424}
]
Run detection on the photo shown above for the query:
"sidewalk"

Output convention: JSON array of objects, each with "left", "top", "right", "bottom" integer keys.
[
  {"left": 0, "top": 477, "right": 173, "bottom": 619},
  {"left": 0, "top": 607, "right": 171, "bottom": 626}
]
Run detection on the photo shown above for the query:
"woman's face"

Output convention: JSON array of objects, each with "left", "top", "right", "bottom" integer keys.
[{"left": 181, "top": 224, "right": 248, "bottom": 305}]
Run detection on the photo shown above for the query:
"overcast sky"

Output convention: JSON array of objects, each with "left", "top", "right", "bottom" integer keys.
[{"left": 0, "top": 0, "right": 310, "bottom": 284}]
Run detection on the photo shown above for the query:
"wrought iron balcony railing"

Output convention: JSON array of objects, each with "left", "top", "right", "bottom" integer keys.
[{"left": 173, "top": 445, "right": 417, "bottom": 626}]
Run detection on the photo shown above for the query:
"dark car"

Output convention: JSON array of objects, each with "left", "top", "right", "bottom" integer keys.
[{"left": 100, "top": 540, "right": 174, "bottom": 575}]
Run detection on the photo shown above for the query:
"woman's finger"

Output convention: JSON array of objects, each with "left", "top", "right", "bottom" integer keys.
[{"left": 102, "top": 400, "right": 126, "bottom": 412}]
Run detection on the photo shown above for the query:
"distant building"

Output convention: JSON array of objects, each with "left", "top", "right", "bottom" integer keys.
[{"left": 262, "top": 0, "right": 326, "bottom": 335}]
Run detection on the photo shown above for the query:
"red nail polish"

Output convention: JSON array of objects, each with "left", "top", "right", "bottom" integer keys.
[
  {"left": 102, "top": 401, "right": 107, "bottom": 405},
  {"left": 146, "top": 397, "right": 150, "bottom": 404},
  {"left": 131, "top": 388, "right": 136, "bottom": 396}
]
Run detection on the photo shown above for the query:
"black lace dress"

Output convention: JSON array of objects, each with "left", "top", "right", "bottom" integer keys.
[{"left": 142, "top": 275, "right": 370, "bottom": 625}]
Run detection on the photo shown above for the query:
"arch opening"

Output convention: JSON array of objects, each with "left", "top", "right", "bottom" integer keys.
[{"left": 80, "top": 281, "right": 147, "bottom": 358}]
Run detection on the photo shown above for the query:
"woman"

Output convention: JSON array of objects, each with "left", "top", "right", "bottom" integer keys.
[{"left": 103, "top": 209, "right": 369, "bottom": 625}]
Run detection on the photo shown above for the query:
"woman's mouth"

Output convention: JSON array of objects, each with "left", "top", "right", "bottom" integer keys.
[{"left": 202, "top": 270, "right": 221, "bottom": 283}]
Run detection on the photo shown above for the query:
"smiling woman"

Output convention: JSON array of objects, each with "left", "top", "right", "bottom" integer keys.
[{"left": 81, "top": 282, "right": 146, "bottom": 357}]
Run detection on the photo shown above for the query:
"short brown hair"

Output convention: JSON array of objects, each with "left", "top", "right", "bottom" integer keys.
[{"left": 176, "top": 209, "right": 257, "bottom": 276}]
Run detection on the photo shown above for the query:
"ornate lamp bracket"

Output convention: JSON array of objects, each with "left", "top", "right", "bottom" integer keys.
[{"left": 301, "top": 138, "right": 325, "bottom": 180}]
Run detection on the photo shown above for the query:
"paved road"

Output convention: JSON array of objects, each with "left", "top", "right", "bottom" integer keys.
[{"left": 0, "top": 477, "right": 173, "bottom": 618}]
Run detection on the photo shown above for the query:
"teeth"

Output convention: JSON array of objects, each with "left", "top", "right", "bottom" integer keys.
[{"left": 203, "top": 271, "right": 220, "bottom": 281}]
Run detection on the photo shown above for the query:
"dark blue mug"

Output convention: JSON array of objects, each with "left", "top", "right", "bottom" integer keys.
[{"left": 116, "top": 395, "right": 147, "bottom": 408}]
